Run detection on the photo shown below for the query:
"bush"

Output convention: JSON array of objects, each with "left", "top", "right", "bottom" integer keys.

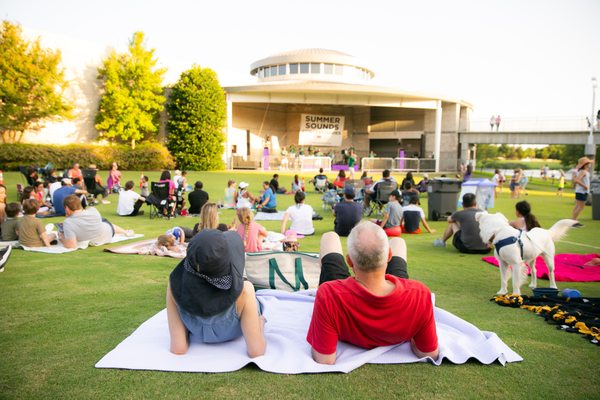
[{"left": 0, "top": 142, "right": 175, "bottom": 171}]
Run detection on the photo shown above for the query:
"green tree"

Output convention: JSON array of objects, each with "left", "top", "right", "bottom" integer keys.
[
  {"left": 560, "top": 145, "right": 585, "bottom": 168},
  {"left": 497, "top": 144, "right": 510, "bottom": 158},
  {"left": 166, "top": 66, "right": 226, "bottom": 170},
  {"left": 95, "top": 32, "right": 165, "bottom": 148},
  {"left": 475, "top": 144, "right": 498, "bottom": 160},
  {"left": 0, "top": 21, "right": 72, "bottom": 143}
]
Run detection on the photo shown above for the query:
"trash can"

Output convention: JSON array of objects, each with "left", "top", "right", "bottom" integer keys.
[
  {"left": 427, "top": 178, "right": 462, "bottom": 221},
  {"left": 591, "top": 179, "right": 600, "bottom": 221}
]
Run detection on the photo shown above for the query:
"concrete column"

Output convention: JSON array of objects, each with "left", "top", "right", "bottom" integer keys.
[
  {"left": 226, "top": 95, "right": 233, "bottom": 169},
  {"left": 434, "top": 100, "right": 442, "bottom": 172},
  {"left": 460, "top": 141, "right": 469, "bottom": 163}
]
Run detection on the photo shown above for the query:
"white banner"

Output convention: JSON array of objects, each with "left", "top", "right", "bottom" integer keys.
[{"left": 299, "top": 114, "right": 344, "bottom": 147}]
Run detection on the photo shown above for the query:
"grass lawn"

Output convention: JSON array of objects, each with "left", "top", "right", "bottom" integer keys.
[{"left": 1, "top": 170, "right": 599, "bottom": 400}]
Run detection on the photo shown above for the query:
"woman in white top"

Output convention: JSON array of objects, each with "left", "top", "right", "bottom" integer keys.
[
  {"left": 572, "top": 157, "right": 592, "bottom": 220},
  {"left": 235, "top": 182, "right": 255, "bottom": 209},
  {"left": 281, "top": 191, "right": 315, "bottom": 235}
]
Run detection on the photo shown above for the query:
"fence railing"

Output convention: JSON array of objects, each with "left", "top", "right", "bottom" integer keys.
[
  {"left": 232, "top": 155, "right": 332, "bottom": 171},
  {"left": 470, "top": 116, "right": 589, "bottom": 132},
  {"left": 361, "top": 157, "right": 448, "bottom": 172}
]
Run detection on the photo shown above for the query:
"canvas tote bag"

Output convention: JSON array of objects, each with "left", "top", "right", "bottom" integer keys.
[{"left": 245, "top": 251, "right": 321, "bottom": 291}]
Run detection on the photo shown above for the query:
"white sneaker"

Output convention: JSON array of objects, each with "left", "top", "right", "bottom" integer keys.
[
  {"left": 101, "top": 200, "right": 111, "bottom": 204},
  {"left": 433, "top": 239, "right": 446, "bottom": 247},
  {"left": 0, "top": 245, "right": 12, "bottom": 271}
]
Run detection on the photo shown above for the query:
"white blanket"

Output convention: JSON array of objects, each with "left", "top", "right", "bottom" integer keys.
[
  {"left": 96, "top": 290, "right": 522, "bottom": 374},
  {"left": 254, "top": 211, "right": 286, "bottom": 221},
  {"left": 17, "top": 234, "right": 145, "bottom": 254}
]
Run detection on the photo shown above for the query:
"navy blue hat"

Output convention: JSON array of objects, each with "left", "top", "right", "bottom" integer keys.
[{"left": 169, "top": 230, "right": 245, "bottom": 317}]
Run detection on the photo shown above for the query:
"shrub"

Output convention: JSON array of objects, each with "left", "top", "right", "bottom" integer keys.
[{"left": 0, "top": 142, "right": 175, "bottom": 171}]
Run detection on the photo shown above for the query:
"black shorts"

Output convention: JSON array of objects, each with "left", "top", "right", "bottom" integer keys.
[
  {"left": 452, "top": 230, "right": 490, "bottom": 254},
  {"left": 575, "top": 192, "right": 588, "bottom": 202},
  {"left": 319, "top": 253, "right": 408, "bottom": 285}
]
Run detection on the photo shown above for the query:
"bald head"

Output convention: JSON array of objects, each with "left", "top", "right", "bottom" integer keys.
[{"left": 347, "top": 222, "right": 389, "bottom": 272}]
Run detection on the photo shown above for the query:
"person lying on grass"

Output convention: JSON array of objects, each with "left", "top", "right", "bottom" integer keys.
[
  {"left": 167, "top": 229, "right": 266, "bottom": 357},
  {"left": 307, "top": 222, "right": 439, "bottom": 364}
]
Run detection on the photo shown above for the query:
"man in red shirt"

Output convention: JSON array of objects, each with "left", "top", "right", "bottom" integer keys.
[{"left": 307, "top": 221, "right": 439, "bottom": 364}]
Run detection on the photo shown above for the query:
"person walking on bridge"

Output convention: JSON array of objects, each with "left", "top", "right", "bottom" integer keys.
[
  {"left": 495, "top": 115, "right": 501, "bottom": 131},
  {"left": 489, "top": 115, "right": 495, "bottom": 131}
]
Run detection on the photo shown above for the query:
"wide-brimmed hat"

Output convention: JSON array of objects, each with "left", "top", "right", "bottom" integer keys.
[
  {"left": 575, "top": 157, "right": 592, "bottom": 170},
  {"left": 239, "top": 182, "right": 249, "bottom": 189},
  {"left": 169, "top": 230, "right": 245, "bottom": 317}
]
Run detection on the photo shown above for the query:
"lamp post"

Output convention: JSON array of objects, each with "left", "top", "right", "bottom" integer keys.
[{"left": 586, "top": 77, "right": 597, "bottom": 158}]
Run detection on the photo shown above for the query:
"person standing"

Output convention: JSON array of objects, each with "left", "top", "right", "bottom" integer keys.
[
  {"left": 348, "top": 151, "right": 356, "bottom": 179},
  {"left": 556, "top": 170, "right": 565, "bottom": 197},
  {"left": 489, "top": 115, "right": 496, "bottom": 131},
  {"left": 572, "top": 157, "right": 592, "bottom": 220},
  {"left": 495, "top": 115, "right": 501, "bottom": 131}
]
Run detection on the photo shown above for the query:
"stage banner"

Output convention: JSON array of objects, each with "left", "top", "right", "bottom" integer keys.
[{"left": 299, "top": 114, "right": 344, "bottom": 147}]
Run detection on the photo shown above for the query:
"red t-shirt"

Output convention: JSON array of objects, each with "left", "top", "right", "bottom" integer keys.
[{"left": 306, "top": 275, "right": 438, "bottom": 355}]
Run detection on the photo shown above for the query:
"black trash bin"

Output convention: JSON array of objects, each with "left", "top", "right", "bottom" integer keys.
[
  {"left": 427, "top": 178, "right": 462, "bottom": 221},
  {"left": 591, "top": 179, "right": 600, "bottom": 221}
]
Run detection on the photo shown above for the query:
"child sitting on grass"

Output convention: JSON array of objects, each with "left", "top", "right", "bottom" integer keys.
[
  {"left": 17, "top": 199, "right": 56, "bottom": 247},
  {"left": 235, "top": 207, "right": 268, "bottom": 252},
  {"left": 400, "top": 196, "right": 435, "bottom": 234},
  {"left": 1, "top": 202, "right": 22, "bottom": 241}
]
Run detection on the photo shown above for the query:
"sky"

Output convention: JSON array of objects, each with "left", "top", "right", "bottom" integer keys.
[{"left": 2, "top": 0, "right": 600, "bottom": 122}]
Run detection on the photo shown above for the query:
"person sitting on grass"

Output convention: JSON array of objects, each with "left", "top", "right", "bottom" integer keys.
[
  {"left": 17, "top": 199, "right": 57, "bottom": 248},
  {"left": 333, "top": 170, "right": 348, "bottom": 189},
  {"left": 224, "top": 180, "right": 237, "bottom": 209},
  {"left": 401, "top": 182, "right": 420, "bottom": 206},
  {"left": 374, "top": 189, "right": 403, "bottom": 236},
  {"left": 235, "top": 207, "right": 268, "bottom": 253},
  {"left": 509, "top": 200, "right": 540, "bottom": 232},
  {"left": 166, "top": 229, "right": 266, "bottom": 357},
  {"left": 190, "top": 202, "right": 220, "bottom": 238},
  {"left": 333, "top": 186, "right": 362, "bottom": 237},
  {"left": 117, "top": 181, "right": 146, "bottom": 217},
  {"left": 188, "top": 181, "right": 209, "bottom": 215},
  {"left": 281, "top": 191, "right": 315, "bottom": 236},
  {"left": 1, "top": 202, "right": 22, "bottom": 241},
  {"left": 256, "top": 181, "right": 277, "bottom": 213},
  {"left": 400, "top": 196, "right": 434, "bottom": 234},
  {"left": 59, "top": 195, "right": 133, "bottom": 248},
  {"left": 52, "top": 178, "right": 88, "bottom": 216},
  {"left": 235, "top": 182, "right": 255, "bottom": 209},
  {"left": 433, "top": 193, "right": 491, "bottom": 254},
  {"left": 0, "top": 184, "right": 8, "bottom": 223},
  {"left": 270, "top": 174, "right": 287, "bottom": 194},
  {"left": 306, "top": 222, "right": 439, "bottom": 365},
  {"left": 291, "top": 175, "right": 304, "bottom": 194}
]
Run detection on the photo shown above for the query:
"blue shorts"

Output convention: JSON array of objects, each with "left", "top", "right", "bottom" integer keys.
[
  {"left": 177, "top": 302, "right": 243, "bottom": 344},
  {"left": 575, "top": 192, "right": 588, "bottom": 202}
]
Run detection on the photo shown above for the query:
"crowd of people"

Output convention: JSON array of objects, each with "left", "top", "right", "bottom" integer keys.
[{"left": 0, "top": 155, "right": 596, "bottom": 365}]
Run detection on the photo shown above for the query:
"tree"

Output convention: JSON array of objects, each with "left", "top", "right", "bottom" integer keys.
[
  {"left": 95, "top": 32, "right": 165, "bottom": 148},
  {"left": 560, "top": 145, "right": 585, "bottom": 168},
  {"left": 166, "top": 66, "right": 226, "bottom": 170},
  {"left": 0, "top": 21, "right": 72, "bottom": 143},
  {"left": 475, "top": 144, "right": 498, "bottom": 160}
]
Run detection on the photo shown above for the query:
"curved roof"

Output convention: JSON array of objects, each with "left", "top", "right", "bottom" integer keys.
[{"left": 250, "top": 48, "right": 374, "bottom": 78}]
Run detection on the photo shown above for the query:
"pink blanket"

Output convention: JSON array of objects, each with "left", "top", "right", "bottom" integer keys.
[{"left": 482, "top": 254, "right": 600, "bottom": 282}]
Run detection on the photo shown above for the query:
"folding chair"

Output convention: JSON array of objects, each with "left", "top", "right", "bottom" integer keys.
[
  {"left": 82, "top": 169, "right": 98, "bottom": 204},
  {"left": 315, "top": 177, "right": 328, "bottom": 193},
  {"left": 148, "top": 182, "right": 175, "bottom": 219},
  {"left": 364, "top": 180, "right": 397, "bottom": 217}
]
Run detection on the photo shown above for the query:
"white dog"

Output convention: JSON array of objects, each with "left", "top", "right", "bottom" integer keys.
[{"left": 476, "top": 212, "right": 581, "bottom": 295}]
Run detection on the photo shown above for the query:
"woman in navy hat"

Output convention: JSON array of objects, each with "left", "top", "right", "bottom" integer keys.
[{"left": 166, "top": 229, "right": 266, "bottom": 357}]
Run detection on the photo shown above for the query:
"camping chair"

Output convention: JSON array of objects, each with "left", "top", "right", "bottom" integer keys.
[
  {"left": 364, "top": 180, "right": 397, "bottom": 217},
  {"left": 344, "top": 180, "right": 365, "bottom": 205},
  {"left": 148, "top": 181, "right": 175, "bottom": 219},
  {"left": 315, "top": 177, "right": 328, "bottom": 193},
  {"left": 82, "top": 169, "right": 98, "bottom": 204}
]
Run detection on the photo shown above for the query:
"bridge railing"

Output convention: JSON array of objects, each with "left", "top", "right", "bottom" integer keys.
[{"left": 470, "top": 116, "right": 588, "bottom": 132}]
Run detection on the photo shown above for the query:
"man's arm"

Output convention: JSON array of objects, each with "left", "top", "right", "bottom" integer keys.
[
  {"left": 311, "top": 348, "right": 336, "bottom": 365},
  {"left": 411, "top": 339, "right": 439, "bottom": 360},
  {"left": 59, "top": 233, "right": 77, "bottom": 249}
]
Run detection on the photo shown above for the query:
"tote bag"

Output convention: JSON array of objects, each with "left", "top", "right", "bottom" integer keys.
[{"left": 245, "top": 251, "right": 321, "bottom": 292}]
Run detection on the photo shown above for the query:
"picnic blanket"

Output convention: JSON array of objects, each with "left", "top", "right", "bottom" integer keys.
[
  {"left": 9, "top": 234, "right": 144, "bottom": 254},
  {"left": 254, "top": 211, "right": 286, "bottom": 221},
  {"left": 482, "top": 253, "right": 600, "bottom": 282},
  {"left": 95, "top": 290, "right": 522, "bottom": 374},
  {"left": 104, "top": 239, "right": 187, "bottom": 259}
]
